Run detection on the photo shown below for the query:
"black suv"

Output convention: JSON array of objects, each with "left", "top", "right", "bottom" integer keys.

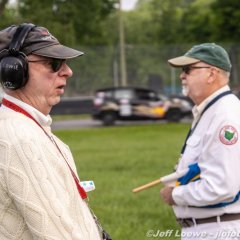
[{"left": 92, "top": 87, "right": 191, "bottom": 126}]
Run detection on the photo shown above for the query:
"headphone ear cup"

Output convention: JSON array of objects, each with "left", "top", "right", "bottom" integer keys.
[{"left": 0, "top": 53, "right": 29, "bottom": 90}]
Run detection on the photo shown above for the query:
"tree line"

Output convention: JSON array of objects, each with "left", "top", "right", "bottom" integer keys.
[
  {"left": 1, "top": 0, "right": 239, "bottom": 46},
  {"left": 1, "top": 0, "right": 240, "bottom": 93}
]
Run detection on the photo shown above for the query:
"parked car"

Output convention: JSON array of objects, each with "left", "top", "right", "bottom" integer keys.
[
  {"left": 163, "top": 94, "right": 193, "bottom": 118},
  {"left": 92, "top": 87, "right": 192, "bottom": 126}
]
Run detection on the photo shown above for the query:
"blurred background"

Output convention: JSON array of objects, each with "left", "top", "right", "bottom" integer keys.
[{"left": 1, "top": 0, "right": 240, "bottom": 98}]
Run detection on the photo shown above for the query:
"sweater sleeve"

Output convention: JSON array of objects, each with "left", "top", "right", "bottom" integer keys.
[{"left": 2, "top": 119, "right": 100, "bottom": 240}]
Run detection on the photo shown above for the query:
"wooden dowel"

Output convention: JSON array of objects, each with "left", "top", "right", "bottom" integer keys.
[{"left": 132, "top": 178, "right": 162, "bottom": 193}]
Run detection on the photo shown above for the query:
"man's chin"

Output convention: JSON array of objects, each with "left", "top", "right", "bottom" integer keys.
[{"left": 51, "top": 96, "right": 61, "bottom": 106}]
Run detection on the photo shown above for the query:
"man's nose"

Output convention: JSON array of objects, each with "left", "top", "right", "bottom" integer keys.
[{"left": 60, "top": 63, "right": 73, "bottom": 78}]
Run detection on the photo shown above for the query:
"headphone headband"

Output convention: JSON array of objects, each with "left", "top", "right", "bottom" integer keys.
[{"left": 9, "top": 23, "right": 35, "bottom": 55}]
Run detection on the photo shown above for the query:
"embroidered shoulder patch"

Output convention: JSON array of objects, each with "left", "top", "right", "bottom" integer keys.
[{"left": 219, "top": 125, "right": 238, "bottom": 145}]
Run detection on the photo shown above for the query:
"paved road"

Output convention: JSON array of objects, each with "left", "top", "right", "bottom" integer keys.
[
  {"left": 52, "top": 119, "right": 102, "bottom": 130},
  {"left": 51, "top": 118, "right": 192, "bottom": 130}
]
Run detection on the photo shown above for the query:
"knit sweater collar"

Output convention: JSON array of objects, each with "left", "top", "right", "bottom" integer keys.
[{"left": 2, "top": 93, "right": 52, "bottom": 127}]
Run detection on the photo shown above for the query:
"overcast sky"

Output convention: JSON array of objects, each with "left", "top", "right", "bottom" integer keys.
[
  {"left": 121, "top": 0, "right": 138, "bottom": 11},
  {"left": 9, "top": 0, "right": 139, "bottom": 11}
]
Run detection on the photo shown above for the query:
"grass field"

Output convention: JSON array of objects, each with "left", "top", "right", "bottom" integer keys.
[{"left": 54, "top": 123, "right": 190, "bottom": 240}]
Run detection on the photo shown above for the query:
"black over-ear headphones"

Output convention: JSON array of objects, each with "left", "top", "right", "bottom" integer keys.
[{"left": 0, "top": 23, "right": 35, "bottom": 90}]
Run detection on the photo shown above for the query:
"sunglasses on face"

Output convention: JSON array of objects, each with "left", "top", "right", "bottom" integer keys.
[
  {"left": 182, "top": 65, "right": 211, "bottom": 75},
  {"left": 28, "top": 58, "right": 66, "bottom": 72}
]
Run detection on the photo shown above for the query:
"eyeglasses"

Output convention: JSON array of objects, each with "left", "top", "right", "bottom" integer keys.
[
  {"left": 182, "top": 66, "right": 211, "bottom": 75},
  {"left": 28, "top": 58, "right": 66, "bottom": 72}
]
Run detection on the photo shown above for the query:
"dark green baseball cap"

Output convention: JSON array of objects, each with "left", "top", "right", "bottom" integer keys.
[{"left": 168, "top": 43, "right": 231, "bottom": 72}]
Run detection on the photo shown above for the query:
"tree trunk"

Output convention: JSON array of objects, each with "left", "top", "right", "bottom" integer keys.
[{"left": 0, "top": 0, "right": 8, "bottom": 17}]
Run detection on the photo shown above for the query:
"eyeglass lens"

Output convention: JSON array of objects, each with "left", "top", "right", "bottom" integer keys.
[
  {"left": 182, "top": 66, "right": 191, "bottom": 74},
  {"left": 51, "top": 59, "right": 66, "bottom": 72},
  {"left": 28, "top": 58, "right": 66, "bottom": 72},
  {"left": 182, "top": 66, "right": 211, "bottom": 75}
]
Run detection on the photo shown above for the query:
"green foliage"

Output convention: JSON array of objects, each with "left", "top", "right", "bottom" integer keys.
[
  {"left": 17, "top": 0, "right": 117, "bottom": 45},
  {"left": 0, "top": 1, "right": 21, "bottom": 27},
  {"left": 150, "top": 0, "right": 184, "bottom": 44},
  {"left": 2, "top": 0, "right": 240, "bottom": 46},
  {"left": 211, "top": 0, "right": 240, "bottom": 43},
  {"left": 123, "top": 0, "right": 240, "bottom": 44},
  {"left": 54, "top": 123, "right": 189, "bottom": 239},
  {"left": 179, "top": 0, "right": 216, "bottom": 43},
  {"left": 2, "top": 0, "right": 240, "bottom": 47},
  {"left": 124, "top": 1, "right": 158, "bottom": 44},
  {"left": 1, "top": 0, "right": 240, "bottom": 92}
]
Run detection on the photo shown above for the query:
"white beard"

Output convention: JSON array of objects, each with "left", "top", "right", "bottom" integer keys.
[{"left": 182, "top": 85, "right": 189, "bottom": 97}]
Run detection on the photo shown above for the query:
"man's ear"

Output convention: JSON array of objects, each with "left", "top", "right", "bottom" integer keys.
[{"left": 207, "top": 68, "right": 219, "bottom": 84}]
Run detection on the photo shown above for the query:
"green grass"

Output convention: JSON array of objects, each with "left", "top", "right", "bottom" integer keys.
[
  {"left": 52, "top": 114, "right": 91, "bottom": 121},
  {"left": 54, "top": 123, "right": 190, "bottom": 240}
]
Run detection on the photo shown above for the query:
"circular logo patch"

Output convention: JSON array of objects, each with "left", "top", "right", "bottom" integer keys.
[{"left": 219, "top": 125, "right": 238, "bottom": 145}]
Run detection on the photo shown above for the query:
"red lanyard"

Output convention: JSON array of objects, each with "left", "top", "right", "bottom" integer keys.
[{"left": 2, "top": 98, "right": 87, "bottom": 200}]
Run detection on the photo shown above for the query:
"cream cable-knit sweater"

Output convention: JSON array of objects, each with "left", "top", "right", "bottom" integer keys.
[{"left": 0, "top": 97, "right": 101, "bottom": 239}]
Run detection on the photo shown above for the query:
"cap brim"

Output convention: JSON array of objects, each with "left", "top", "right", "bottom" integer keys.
[
  {"left": 32, "top": 44, "right": 84, "bottom": 59},
  {"left": 168, "top": 56, "right": 200, "bottom": 67}
]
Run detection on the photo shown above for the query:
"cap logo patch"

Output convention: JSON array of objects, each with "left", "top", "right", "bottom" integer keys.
[
  {"left": 41, "top": 30, "right": 50, "bottom": 36},
  {"left": 219, "top": 125, "right": 238, "bottom": 145},
  {"left": 39, "top": 29, "right": 55, "bottom": 40}
]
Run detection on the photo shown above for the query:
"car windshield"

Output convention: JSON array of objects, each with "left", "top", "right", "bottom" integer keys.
[{"left": 114, "top": 89, "right": 134, "bottom": 99}]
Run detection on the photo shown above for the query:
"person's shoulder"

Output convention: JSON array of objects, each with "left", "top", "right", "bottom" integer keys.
[
  {"left": 214, "top": 93, "right": 240, "bottom": 110},
  {"left": 211, "top": 95, "right": 240, "bottom": 127},
  {"left": 0, "top": 110, "right": 39, "bottom": 143},
  {"left": 0, "top": 109, "right": 31, "bottom": 124}
]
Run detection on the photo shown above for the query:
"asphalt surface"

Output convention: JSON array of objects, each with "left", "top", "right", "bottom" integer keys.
[
  {"left": 52, "top": 119, "right": 102, "bottom": 130},
  {"left": 51, "top": 118, "right": 192, "bottom": 130}
]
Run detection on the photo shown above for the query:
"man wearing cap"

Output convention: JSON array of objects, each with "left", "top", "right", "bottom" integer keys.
[
  {"left": 0, "top": 23, "right": 107, "bottom": 240},
  {"left": 160, "top": 43, "right": 240, "bottom": 239}
]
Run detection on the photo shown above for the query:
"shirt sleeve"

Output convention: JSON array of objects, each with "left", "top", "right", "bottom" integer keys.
[{"left": 172, "top": 116, "right": 240, "bottom": 207}]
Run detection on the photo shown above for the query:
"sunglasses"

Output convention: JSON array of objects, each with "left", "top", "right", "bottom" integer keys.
[
  {"left": 182, "top": 66, "right": 211, "bottom": 75},
  {"left": 28, "top": 58, "right": 66, "bottom": 72}
]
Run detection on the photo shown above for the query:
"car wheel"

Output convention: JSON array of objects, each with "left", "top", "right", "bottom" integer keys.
[
  {"left": 166, "top": 108, "right": 182, "bottom": 122},
  {"left": 101, "top": 112, "right": 117, "bottom": 126}
]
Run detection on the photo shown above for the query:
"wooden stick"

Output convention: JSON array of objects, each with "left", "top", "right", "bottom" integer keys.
[{"left": 132, "top": 178, "right": 162, "bottom": 193}]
